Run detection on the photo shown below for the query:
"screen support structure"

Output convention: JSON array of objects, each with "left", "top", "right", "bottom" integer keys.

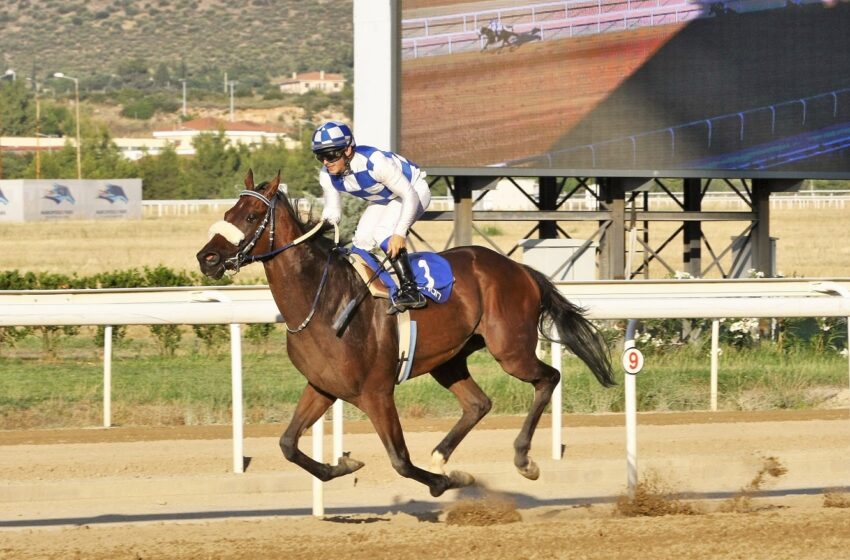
[{"left": 416, "top": 175, "right": 801, "bottom": 280}]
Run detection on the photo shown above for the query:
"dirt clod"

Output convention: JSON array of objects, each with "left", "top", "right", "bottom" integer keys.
[{"left": 445, "top": 497, "right": 522, "bottom": 526}]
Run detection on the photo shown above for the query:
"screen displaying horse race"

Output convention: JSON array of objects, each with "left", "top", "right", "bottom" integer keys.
[{"left": 398, "top": 0, "right": 850, "bottom": 178}]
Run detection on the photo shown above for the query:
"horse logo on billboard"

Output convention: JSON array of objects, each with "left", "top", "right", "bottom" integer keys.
[
  {"left": 0, "top": 187, "right": 8, "bottom": 205},
  {"left": 44, "top": 184, "right": 76, "bottom": 204},
  {"left": 98, "top": 184, "right": 129, "bottom": 204}
]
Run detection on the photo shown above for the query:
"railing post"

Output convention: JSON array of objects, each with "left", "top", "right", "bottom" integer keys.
[
  {"left": 551, "top": 332, "right": 563, "bottom": 460},
  {"left": 230, "top": 323, "right": 244, "bottom": 474},
  {"left": 312, "top": 414, "right": 325, "bottom": 517},
  {"left": 710, "top": 319, "right": 720, "bottom": 411},
  {"left": 103, "top": 325, "right": 112, "bottom": 428}
]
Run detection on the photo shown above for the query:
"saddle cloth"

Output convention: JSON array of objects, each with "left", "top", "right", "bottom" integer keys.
[{"left": 348, "top": 247, "right": 455, "bottom": 304}]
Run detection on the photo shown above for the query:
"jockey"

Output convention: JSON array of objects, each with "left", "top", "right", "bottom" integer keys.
[
  {"left": 312, "top": 121, "right": 430, "bottom": 314},
  {"left": 488, "top": 18, "right": 503, "bottom": 34}
]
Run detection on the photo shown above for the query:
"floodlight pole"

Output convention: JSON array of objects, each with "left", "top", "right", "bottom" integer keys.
[{"left": 54, "top": 72, "right": 82, "bottom": 179}]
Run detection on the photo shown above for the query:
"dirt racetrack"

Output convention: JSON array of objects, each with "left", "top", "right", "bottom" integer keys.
[{"left": 2, "top": 409, "right": 849, "bottom": 559}]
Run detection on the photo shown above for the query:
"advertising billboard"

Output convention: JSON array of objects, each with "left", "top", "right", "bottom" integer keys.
[
  {"left": 0, "top": 179, "right": 142, "bottom": 223},
  {"left": 399, "top": 0, "right": 850, "bottom": 178}
]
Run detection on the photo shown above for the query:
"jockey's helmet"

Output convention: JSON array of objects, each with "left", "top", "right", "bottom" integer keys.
[{"left": 311, "top": 121, "right": 354, "bottom": 153}]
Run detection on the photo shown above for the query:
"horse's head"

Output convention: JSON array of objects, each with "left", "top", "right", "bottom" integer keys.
[{"left": 196, "top": 169, "right": 287, "bottom": 279}]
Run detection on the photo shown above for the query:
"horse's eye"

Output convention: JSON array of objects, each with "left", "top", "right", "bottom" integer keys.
[{"left": 246, "top": 213, "right": 258, "bottom": 223}]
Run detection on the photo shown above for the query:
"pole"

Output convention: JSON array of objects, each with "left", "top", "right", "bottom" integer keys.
[
  {"left": 35, "top": 94, "right": 40, "bottom": 178},
  {"left": 624, "top": 319, "right": 639, "bottom": 496},
  {"left": 230, "top": 323, "right": 244, "bottom": 474},
  {"left": 312, "top": 414, "right": 325, "bottom": 516},
  {"left": 180, "top": 80, "right": 187, "bottom": 117},
  {"left": 551, "top": 336, "right": 563, "bottom": 460},
  {"left": 228, "top": 81, "right": 236, "bottom": 122},
  {"left": 73, "top": 78, "right": 81, "bottom": 179},
  {"left": 103, "top": 325, "right": 112, "bottom": 428},
  {"left": 710, "top": 319, "right": 720, "bottom": 411},
  {"left": 332, "top": 399, "right": 343, "bottom": 465}
]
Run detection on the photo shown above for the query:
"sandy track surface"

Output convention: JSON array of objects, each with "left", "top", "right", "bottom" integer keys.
[{"left": 1, "top": 410, "right": 849, "bottom": 559}]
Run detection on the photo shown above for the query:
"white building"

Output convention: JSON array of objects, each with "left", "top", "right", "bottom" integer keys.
[{"left": 277, "top": 71, "right": 346, "bottom": 95}]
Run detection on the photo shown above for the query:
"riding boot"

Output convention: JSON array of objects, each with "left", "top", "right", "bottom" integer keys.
[{"left": 388, "top": 248, "right": 426, "bottom": 315}]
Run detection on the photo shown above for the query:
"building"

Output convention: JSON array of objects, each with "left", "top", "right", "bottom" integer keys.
[
  {"left": 152, "top": 117, "right": 298, "bottom": 155},
  {"left": 1, "top": 118, "right": 298, "bottom": 161},
  {"left": 277, "top": 71, "right": 346, "bottom": 95}
]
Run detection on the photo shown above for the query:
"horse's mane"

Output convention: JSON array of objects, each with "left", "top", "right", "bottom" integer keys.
[{"left": 254, "top": 181, "right": 340, "bottom": 254}]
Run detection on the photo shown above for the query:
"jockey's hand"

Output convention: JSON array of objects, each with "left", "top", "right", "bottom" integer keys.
[
  {"left": 321, "top": 208, "right": 340, "bottom": 225},
  {"left": 387, "top": 234, "right": 406, "bottom": 259}
]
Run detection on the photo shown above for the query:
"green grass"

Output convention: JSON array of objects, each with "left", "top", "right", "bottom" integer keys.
[{"left": 0, "top": 327, "right": 846, "bottom": 429}]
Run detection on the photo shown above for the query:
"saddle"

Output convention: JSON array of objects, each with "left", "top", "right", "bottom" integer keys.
[
  {"left": 345, "top": 248, "right": 455, "bottom": 384},
  {"left": 347, "top": 247, "right": 455, "bottom": 305}
]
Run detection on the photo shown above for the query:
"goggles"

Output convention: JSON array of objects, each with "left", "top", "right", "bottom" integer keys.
[{"left": 315, "top": 148, "right": 346, "bottom": 164}]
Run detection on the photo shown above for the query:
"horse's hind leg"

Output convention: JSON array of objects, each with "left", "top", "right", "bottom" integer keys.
[
  {"left": 279, "top": 383, "right": 364, "bottom": 481},
  {"left": 358, "top": 391, "right": 474, "bottom": 497},
  {"left": 429, "top": 355, "right": 492, "bottom": 474},
  {"left": 494, "top": 352, "right": 560, "bottom": 480}
]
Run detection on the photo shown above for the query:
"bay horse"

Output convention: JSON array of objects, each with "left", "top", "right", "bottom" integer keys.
[{"left": 196, "top": 170, "right": 614, "bottom": 497}]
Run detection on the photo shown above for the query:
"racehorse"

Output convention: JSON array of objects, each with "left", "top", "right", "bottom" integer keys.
[
  {"left": 196, "top": 170, "right": 614, "bottom": 497},
  {"left": 478, "top": 25, "right": 518, "bottom": 51}
]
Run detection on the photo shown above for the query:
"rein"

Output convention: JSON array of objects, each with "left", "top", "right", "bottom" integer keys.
[{"left": 224, "top": 189, "right": 340, "bottom": 334}]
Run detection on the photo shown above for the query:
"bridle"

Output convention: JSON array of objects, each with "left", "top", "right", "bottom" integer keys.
[{"left": 212, "top": 188, "right": 339, "bottom": 334}]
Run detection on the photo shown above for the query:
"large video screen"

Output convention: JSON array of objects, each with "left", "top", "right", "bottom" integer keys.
[{"left": 399, "top": 0, "right": 850, "bottom": 178}]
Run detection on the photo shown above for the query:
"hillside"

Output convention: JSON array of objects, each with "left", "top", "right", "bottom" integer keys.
[{"left": 0, "top": 0, "right": 352, "bottom": 87}]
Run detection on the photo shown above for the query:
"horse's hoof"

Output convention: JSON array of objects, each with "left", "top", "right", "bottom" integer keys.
[
  {"left": 333, "top": 455, "right": 365, "bottom": 477},
  {"left": 448, "top": 470, "right": 475, "bottom": 489},
  {"left": 517, "top": 460, "right": 540, "bottom": 481}
]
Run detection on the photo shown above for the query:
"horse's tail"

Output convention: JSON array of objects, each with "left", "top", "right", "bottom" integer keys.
[{"left": 525, "top": 266, "right": 616, "bottom": 387}]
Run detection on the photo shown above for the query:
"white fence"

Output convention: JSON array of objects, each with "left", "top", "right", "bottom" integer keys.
[{"left": 1, "top": 278, "right": 849, "bottom": 514}]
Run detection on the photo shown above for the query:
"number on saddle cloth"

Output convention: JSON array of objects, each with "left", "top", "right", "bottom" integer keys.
[{"left": 350, "top": 247, "right": 455, "bottom": 304}]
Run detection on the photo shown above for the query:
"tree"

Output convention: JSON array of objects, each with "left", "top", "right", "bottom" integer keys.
[
  {"left": 80, "top": 126, "right": 137, "bottom": 179},
  {"left": 0, "top": 80, "right": 34, "bottom": 135},
  {"left": 183, "top": 132, "right": 242, "bottom": 198},
  {"left": 136, "top": 145, "right": 184, "bottom": 199},
  {"left": 115, "top": 58, "right": 152, "bottom": 90},
  {"left": 153, "top": 62, "right": 171, "bottom": 88}
]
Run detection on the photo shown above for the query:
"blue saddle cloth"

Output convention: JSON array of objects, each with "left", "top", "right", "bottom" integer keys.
[{"left": 350, "top": 247, "right": 455, "bottom": 304}]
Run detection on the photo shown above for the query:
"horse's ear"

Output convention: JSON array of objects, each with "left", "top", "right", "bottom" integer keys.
[
  {"left": 244, "top": 169, "right": 255, "bottom": 190},
  {"left": 266, "top": 170, "right": 281, "bottom": 196}
]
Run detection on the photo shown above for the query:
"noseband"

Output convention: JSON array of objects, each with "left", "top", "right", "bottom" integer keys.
[{"left": 214, "top": 189, "right": 339, "bottom": 333}]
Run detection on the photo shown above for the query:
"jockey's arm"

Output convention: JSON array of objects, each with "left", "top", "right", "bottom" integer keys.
[
  {"left": 319, "top": 171, "right": 342, "bottom": 225},
  {"left": 373, "top": 152, "right": 422, "bottom": 252}
]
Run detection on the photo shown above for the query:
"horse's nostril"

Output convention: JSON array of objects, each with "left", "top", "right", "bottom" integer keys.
[{"left": 204, "top": 252, "right": 220, "bottom": 265}]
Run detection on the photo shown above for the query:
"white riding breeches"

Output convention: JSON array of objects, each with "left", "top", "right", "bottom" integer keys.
[{"left": 352, "top": 177, "right": 431, "bottom": 252}]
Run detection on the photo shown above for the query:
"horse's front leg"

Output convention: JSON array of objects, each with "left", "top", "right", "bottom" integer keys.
[
  {"left": 359, "top": 391, "right": 474, "bottom": 497},
  {"left": 279, "top": 383, "right": 364, "bottom": 481}
]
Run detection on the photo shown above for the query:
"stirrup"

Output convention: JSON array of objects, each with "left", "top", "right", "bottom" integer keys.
[{"left": 387, "top": 291, "right": 426, "bottom": 315}]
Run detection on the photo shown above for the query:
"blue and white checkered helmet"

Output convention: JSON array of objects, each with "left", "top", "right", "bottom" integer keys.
[{"left": 311, "top": 121, "right": 354, "bottom": 153}]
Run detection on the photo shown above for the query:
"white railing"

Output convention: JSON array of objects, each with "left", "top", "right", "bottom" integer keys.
[{"left": 1, "top": 278, "right": 848, "bottom": 512}]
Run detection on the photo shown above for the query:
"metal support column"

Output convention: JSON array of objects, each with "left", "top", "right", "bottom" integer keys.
[
  {"left": 599, "top": 177, "right": 626, "bottom": 280},
  {"left": 751, "top": 179, "right": 772, "bottom": 277},
  {"left": 453, "top": 176, "right": 473, "bottom": 247},
  {"left": 683, "top": 178, "right": 702, "bottom": 278},
  {"left": 538, "top": 176, "right": 558, "bottom": 239}
]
